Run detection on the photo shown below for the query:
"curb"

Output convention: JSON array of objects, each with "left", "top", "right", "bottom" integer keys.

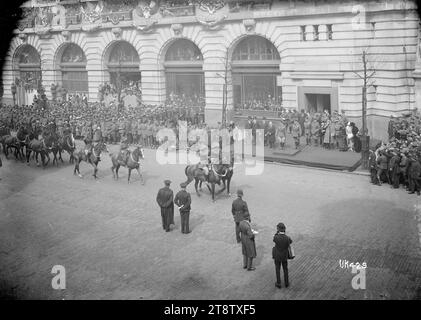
[{"left": 264, "top": 160, "right": 370, "bottom": 176}]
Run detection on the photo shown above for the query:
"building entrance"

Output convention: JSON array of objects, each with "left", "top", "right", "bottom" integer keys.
[{"left": 305, "top": 93, "right": 331, "bottom": 114}]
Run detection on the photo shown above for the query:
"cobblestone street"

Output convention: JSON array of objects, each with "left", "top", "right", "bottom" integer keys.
[{"left": 0, "top": 144, "right": 420, "bottom": 300}]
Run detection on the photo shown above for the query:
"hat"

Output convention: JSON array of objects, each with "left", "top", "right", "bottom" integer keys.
[
  {"left": 277, "top": 223, "right": 286, "bottom": 231},
  {"left": 164, "top": 179, "right": 171, "bottom": 186},
  {"left": 236, "top": 189, "right": 243, "bottom": 196},
  {"left": 180, "top": 182, "right": 187, "bottom": 188}
]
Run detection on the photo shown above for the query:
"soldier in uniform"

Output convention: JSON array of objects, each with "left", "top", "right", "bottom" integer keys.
[
  {"left": 156, "top": 180, "right": 175, "bottom": 232},
  {"left": 291, "top": 120, "right": 302, "bottom": 149},
  {"left": 304, "top": 116, "right": 312, "bottom": 146},
  {"left": 231, "top": 189, "right": 251, "bottom": 243},
  {"left": 408, "top": 155, "right": 421, "bottom": 195},
  {"left": 174, "top": 182, "right": 192, "bottom": 234},
  {"left": 388, "top": 150, "right": 401, "bottom": 188},
  {"left": 376, "top": 150, "right": 390, "bottom": 185},
  {"left": 276, "top": 119, "right": 287, "bottom": 150},
  {"left": 310, "top": 118, "right": 320, "bottom": 147},
  {"left": 266, "top": 121, "right": 276, "bottom": 149},
  {"left": 117, "top": 134, "right": 130, "bottom": 165},
  {"left": 399, "top": 150, "right": 409, "bottom": 188},
  {"left": 368, "top": 150, "right": 378, "bottom": 184}
]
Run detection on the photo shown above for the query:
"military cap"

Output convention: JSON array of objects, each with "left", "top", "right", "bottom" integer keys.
[
  {"left": 164, "top": 179, "right": 171, "bottom": 185},
  {"left": 237, "top": 189, "right": 243, "bottom": 196},
  {"left": 180, "top": 182, "right": 187, "bottom": 188}
]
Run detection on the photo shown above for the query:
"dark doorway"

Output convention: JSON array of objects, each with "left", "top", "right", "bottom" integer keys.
[{"left": 305, "top": 93, "right": 331, "bottom": 114}]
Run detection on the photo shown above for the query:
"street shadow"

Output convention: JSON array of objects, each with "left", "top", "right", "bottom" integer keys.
[{"left": 189, "top": 212, "right": 206, "bottom": 232}]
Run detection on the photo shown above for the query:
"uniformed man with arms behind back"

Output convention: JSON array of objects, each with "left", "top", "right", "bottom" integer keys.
[
  {"left": 174, "top": 182, "right": 192, "bottom": 234},
  {"left": 231, "top": 189, "right": 251, "bottom": 243}
]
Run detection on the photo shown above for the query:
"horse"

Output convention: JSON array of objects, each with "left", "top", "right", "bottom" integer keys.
[
  {"left": 110, "top": 146, "right": 145, "bottom": 184},
  {"left": 73, "top": 141, "right": 109, "bottom": 179},
  {"left": 1, "top": 135, "right": 22, "bottom": 160},
  {"left": 43, "top": 132, "right": 60, "bottom": 166},
  {"left": 58, "top": 133, "right": 76, "bottom": 164},
  {"left": 1, "top": 125, "right": 28, "bottom": 161},
  {"left": 25, "top": 133, "right": 49, "bottom": 167},
  {"left": 184, "top": 163, "right": 234, "bottom": 202},
  {"left": 16, "top": 125, "right": 29, "bottom": 155}
]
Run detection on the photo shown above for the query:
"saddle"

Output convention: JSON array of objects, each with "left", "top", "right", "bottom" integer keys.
[{"left": 117, "top": 149, "right": 130, "bottom": 165}]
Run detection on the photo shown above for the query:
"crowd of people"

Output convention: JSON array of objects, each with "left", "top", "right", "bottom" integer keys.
[
  {"left": 245, "top": 108, "right": 360, "bottom": 151},
  {"left": 369, "top": 109, "right": 421, "bottom": 195},
  {"left": 235, "top": 96, "right": 280, "bottom": 111},
  {"left": 0, "top": 93, "right": 207, "bottom": 150}
]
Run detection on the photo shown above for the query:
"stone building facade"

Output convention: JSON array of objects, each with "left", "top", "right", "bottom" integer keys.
[{"left": 1, "top": 0, "right": 420, "bottom": 140}]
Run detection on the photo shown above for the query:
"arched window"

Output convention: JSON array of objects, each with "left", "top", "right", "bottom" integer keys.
[
  {"left": 15, "top": 45, "right": 41, "bottom": 90},
  {"left": 232, "top": 36, "right": 280, "bottom": 61},
  {"left": 105, "top": 41, "right": 141, "bottom": 102},
  {"left": 231, "top": 36, "right": 281, "bottom": 111},
  {"left": 109, "top": 42, "right": 140, "bottom": 65},
  {"left": 164, "top": 39, "right": 205, "bottom": 107},
  {"left": 59, "top": 43, "right": 88, "bottom": 95},
  {"left": 165, "top": 39, "right": 203, "bottom": 62}
]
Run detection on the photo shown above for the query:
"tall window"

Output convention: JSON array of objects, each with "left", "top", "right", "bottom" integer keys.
[
  {"left": 313, "top": 25, "right": 319, "bottom": 41},
  {"left": 326, "top": 24, "right": 333, "bottom": 40},
  {"left": 231, "top": 36, "right": 281, "bottom": 111},
  {"left": 106, "top": 41, "right": 141, "bottom": 96},
  {"left": 164, "top": 39, "right": 205, "bottom": 106},
  {"left": 15, "top": 45, "right": 41, "bottom": 90},
  {"left": 60, "top": 43, "right": 88, "bottom": 95},
  {"left": 301, "top": 25, "right": 306, "bottom": 41}
]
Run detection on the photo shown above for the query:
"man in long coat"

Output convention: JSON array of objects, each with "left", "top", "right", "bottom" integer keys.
[
  {"left": 156, "top": 180, "right": 175, "bottom": 232},
  {"left": 239, "top": 213, "right": 257, "bottom": 271},
  {"left": 231, "top": 189, "right": 250, "bottom": 243},
  {"left": 408, "top": 156, "right": 421, "bottom": 195}
]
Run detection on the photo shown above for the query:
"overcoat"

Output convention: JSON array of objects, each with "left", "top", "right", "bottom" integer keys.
[{"left": 239, "top": 220, "right": 257, "bottom": 258}]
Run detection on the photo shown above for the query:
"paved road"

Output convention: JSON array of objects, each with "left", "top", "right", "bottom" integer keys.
[{"left": 0, "top": 144, "right": 420, "bottom": 300}]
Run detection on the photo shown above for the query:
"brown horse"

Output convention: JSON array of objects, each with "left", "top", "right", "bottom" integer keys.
[
  {"left": 2, "top": 134, "right": 26, "bottom": 161},
  {"left": 58, "top": 134, "right": 76, "bottom": 163},
  {"left": 43, "top": 132, "right": 60, "bottom": 166},
  {"left": 73, "top": 141, "right": 109, "bottom": 179},
  {"left": 25, "top": 134, "right": 49, "bottom": 167},
  {"left": 110, "top": 146, "right": 145, "bottom": 184},
  {"left": 185, "top": 163, "right": 233, "bottom": 202}
]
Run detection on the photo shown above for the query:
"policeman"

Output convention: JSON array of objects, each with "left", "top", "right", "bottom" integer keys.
[
  {"left": 231, "top": 189, "right": 251, "bottom": 243},
  {"left": 174, "top": 182, "right": 192, "bottom": 234}
]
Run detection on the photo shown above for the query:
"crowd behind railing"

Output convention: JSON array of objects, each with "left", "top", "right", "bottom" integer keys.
[{"left": 369, "top": 109, "right": 421, "bottom": 195}]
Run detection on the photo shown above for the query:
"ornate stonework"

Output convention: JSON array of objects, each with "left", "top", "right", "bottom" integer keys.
[
  {"left": 196, "top": 15, "right": 226, "bottom": 31},
  {"left": 197, "top": 0, "right": 226, "bottom": 15},
  {"left": 243, "top": 18, "right": 255, "bottom": 32},
  {"left": 112, "top": 27, "right": 122, "bottom": 38},
  {"left": 171, "top": 23, "right": 183, "bottom": 36}
]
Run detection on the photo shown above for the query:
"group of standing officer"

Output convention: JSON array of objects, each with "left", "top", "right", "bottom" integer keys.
[
  {"left": 156, "top": 181, "right": 293, "bottom": 289},
  {"left": 156, "top": 180, "right": 191, "bottom": 234}
]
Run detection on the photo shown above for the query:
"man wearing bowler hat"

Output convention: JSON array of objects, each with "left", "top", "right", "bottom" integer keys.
[
  {"left": 231, "top": 189, "right": 251, "bottom": 243},
  {"left": 272, "top": 222, "right": 292, "bottom": 288},
  {"left": 174, "top": 182, "right": 192, "bottom": 234},
  {"left": 156, "top": 180, "right": 174, "bottom": 232}
]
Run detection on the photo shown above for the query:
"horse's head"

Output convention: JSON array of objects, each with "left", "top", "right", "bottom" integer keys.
[{"left": 134, "top": 145, "right": 145, "bottom": 159}]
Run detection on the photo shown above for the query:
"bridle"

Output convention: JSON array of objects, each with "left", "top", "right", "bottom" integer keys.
[{"left": 211, "top": 164, "right": 228, "bottom": 177}]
